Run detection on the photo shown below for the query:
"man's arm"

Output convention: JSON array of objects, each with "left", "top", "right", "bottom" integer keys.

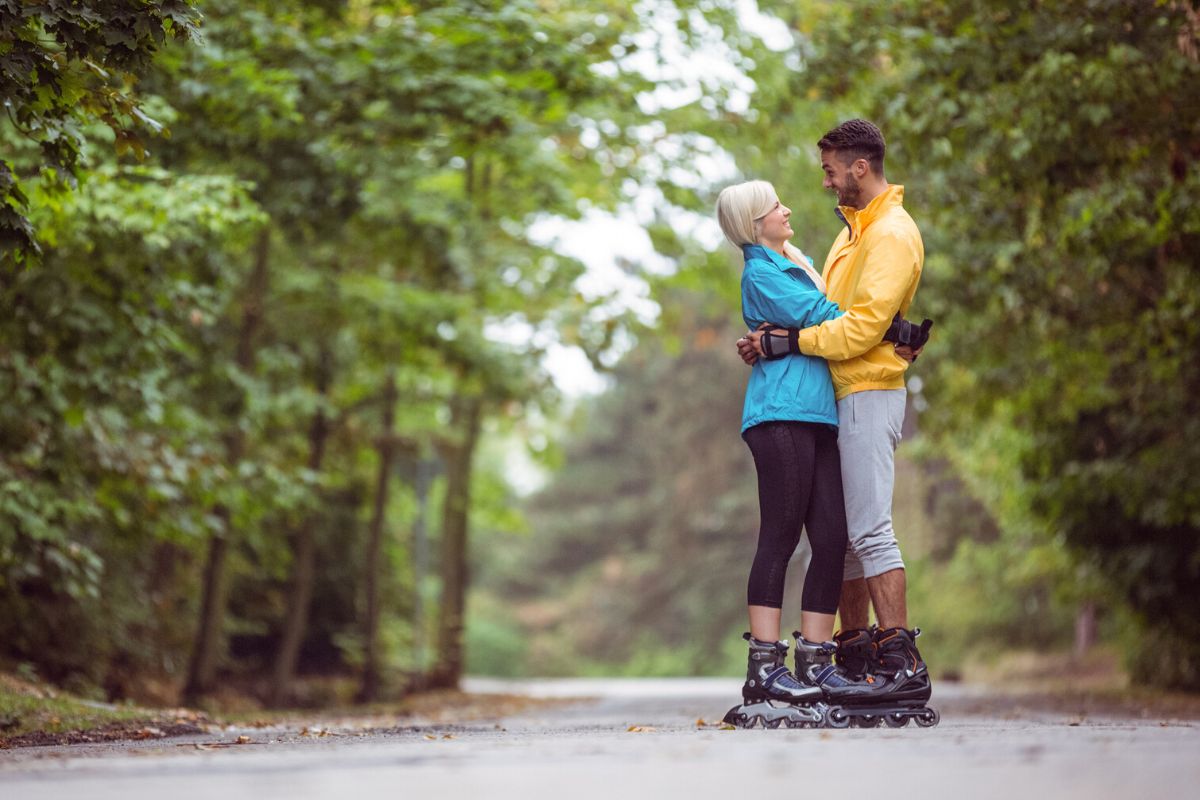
[
  {"left": 736, "top": 325, "right": 926, "bottom": 366},
  {"left": 796, "top": 231, "right": 920, "bottom": 361}
]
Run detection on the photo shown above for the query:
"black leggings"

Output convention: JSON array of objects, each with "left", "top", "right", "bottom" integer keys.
[{"left": 742, "top": 421, "right": 848, "bottom": 614}]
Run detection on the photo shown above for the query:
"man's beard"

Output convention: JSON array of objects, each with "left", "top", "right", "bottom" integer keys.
[{"left": 837, "top": 174, "right": 862, "bottom": 207}]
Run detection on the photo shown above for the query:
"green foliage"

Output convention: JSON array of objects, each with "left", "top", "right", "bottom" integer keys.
[
  {"left": 10, "top": 0, "right": 1193, "bottom": 702},
  {"left": 474, "top": 300, "right": 758, "bottom": 678},
  {"left": 476, "top": 1, "right": 1200, "bottom": 692},
  {"left": 2, "top": 0, "right": 762, "bottom": 700},
  {"left": 797, "top": 0, "right": 1200, "bottom": 687},
  {"left": 0, "top": 157, "right": 264, "bottom": 685},
  {"left": 0, "top": 0, "right": 201, "bottom": 257}
]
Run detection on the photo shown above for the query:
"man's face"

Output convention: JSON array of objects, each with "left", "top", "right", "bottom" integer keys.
[{"left": 821, "top": 150, "right": 863, "bottom": 208}]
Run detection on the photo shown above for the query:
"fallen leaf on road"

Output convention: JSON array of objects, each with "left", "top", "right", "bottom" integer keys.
[
  {"left": 719, "top": 724, "right": 736, "bottom": 731},
  {"left": 300, "top": 727, "right": 332, "bottom": 737},
  {"left": 626, "top": 725, "right": 657, "bottom": 733},
  {"left": 442, "top": 734, "right": 456, "bottom": 740},
  {"left": 424, "top": 734, "right": 437, "bottom": 740},
  {"left": 235, "top": 735, "right": 251, "bottom": 744}
]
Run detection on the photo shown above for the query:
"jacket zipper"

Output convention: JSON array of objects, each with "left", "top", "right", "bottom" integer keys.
[{"left": 835, "top": 206, "right": 853, "bottom": 242}]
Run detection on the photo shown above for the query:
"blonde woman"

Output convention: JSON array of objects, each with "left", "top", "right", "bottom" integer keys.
[{"left": 716, "top": 180, "right": 891, "bottom": 727}]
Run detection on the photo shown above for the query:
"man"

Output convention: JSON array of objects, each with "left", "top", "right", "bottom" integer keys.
[{"left": 737, "top": 119, "right": 931, "bottom": 702}]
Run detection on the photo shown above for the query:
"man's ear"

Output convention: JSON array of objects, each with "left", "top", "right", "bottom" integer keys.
[{"left": 853, "top": 158, "right": 869, "bottom": 178}]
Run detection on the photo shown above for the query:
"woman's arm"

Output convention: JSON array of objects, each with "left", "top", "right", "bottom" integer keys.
[{"left": 741, "top": 262, "right": 843, "bottom": 329}]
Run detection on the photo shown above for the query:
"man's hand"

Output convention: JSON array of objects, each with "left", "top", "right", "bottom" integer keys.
[
  {"left": 736, "top": 323, "right": 774, "bottom": 366},
  {"left": 736, "top": 333, "right": 759, "bottom": 365},
  {"left": 894, "top": 344, "right": 925, "bottom": 363}
]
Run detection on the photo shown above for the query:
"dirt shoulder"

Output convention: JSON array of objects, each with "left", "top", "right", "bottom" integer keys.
[
  {"left": 0, "top": 673, "right": 212, "bottom": 749},
  {"left": 0, "top": 672, "right": 574, "bottom": 751}
]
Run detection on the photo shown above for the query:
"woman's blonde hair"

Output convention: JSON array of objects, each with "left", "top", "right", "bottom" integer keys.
[
  {"left": 716, "top": 180, "right": 777, "bottom": 248},
  {"left": 715, "top": 180, "right": 822, "bottom": 288}
]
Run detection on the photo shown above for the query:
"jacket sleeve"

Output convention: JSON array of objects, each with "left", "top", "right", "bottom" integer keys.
[
  {"left": 741, "top": 263, "right": 843, "bottom": 329},
  {"left": 796, "top": 230, "right": 919, "bottom": 361}
]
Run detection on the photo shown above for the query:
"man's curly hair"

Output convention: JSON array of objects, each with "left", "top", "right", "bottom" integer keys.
[{"left": 817, "top": 119, "right": 886, "bottom": 175}]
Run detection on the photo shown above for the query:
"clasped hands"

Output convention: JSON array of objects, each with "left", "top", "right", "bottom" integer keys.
[{"left": 735, "top": 318, "right": 929, "bottom": 366}]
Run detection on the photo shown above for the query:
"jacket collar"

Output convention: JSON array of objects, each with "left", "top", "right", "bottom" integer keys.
[
  {"left": 837, "top": 184, "right": 904, "bottom": 240},
  {"left": 741, "top": 243, "right": 796, "bottom": 272}
]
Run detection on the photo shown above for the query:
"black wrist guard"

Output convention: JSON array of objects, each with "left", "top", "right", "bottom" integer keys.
[
  {"left": 760, "top": 325, "right": 801, "bottom": 361},
  {"left": 883, "top": 315, "right": 933, "bottom": 349}
]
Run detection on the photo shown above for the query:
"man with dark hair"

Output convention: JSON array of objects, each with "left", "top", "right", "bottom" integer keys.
[
  {"left": 738, "top": 118, "right": 932, "bottom": 709},
  {"left": 817, "top": 118, "right": 886, "bottom": 178}
]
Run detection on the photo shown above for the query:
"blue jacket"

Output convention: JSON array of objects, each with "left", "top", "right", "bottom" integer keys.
[{"left": 740, "top": 244, "right": 844, "bottom": 434}]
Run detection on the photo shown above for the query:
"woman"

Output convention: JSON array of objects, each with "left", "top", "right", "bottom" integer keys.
[{"left": 715, "top": 180, "right": 887, "bottom": 716}]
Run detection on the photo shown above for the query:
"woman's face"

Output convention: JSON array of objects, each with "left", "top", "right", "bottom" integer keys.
[{"left": 756, "top": 198, "right": 793, "bottom": 245}]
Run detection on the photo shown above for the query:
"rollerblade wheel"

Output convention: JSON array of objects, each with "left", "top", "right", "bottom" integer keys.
[
  {"left": 914, "top": 708, "right": 940, "bottom": 728},
  {"left": 824, "top": 707, "right": 851, "bottom": 729},
  {"left": 764, "top": 717, "right": 783, "bottom": 729},
  {"left": 723, "top": 707, "right": 750, "bottom": 727},
  {"left": 884, "top": 712, "right": 909, "bottom": 728},
  {"left": 853, "top": 714, "right": 881, "bottom": 728}
]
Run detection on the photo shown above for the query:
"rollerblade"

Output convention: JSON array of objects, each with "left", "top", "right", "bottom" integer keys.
[
  {"left": 830, "top": 626, "right": 940, "bottom": 728},
  {"left": 792, "top": 633, "right": 892, "bottom": 728},
  {"left": 874, "top": 627, "right": 934, "bottom": 704},
  {"left": 833, "top": 627, "right": 880, "bottom": 679},
  {"left": 722, "top": 633, "right": 842, "bottom": 729}
]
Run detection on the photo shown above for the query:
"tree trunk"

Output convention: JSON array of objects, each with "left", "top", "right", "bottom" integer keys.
[
  {"left": 269, "top": 346, "right": 333, "bottom": 707},
  {"left": 358, "top": 369, "right": 398, "bottom": 703},
  {"left": 1074, "top": 600, "right": 1097, "bottom": 659},
  {"left": 409, "top": 456, "right": 438, "bottom": 682},
  {"left": 428, "top": 392, "right": 483, "bottom": 689},
  {"left": 184, "top": 227, "right": 270, "bottom": 704}
]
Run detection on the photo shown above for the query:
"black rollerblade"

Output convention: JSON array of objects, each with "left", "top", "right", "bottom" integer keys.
[
  {"left": 793, "top": 633, "right": 897, "bottom": 728},
  {"left": 722, "top": 633, "right": 844, "bottom": 729},
  {"left": 794, "top": 634, "right": 891, "bottom": 702},
  {"left": 833, "top": 627, "right": 880, "bottom": 678},
  {"left": 828, "top": 626, "right": 940, "bottom": 728}
]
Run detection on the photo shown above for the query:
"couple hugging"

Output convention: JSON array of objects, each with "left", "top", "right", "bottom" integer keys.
[{"left": 719, "top": 119, "right": 938, "bottom": 729}]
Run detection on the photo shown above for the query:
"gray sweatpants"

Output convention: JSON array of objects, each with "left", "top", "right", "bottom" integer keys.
[{"left": 837, "top": 388, "right": 907, "bottom": 581}]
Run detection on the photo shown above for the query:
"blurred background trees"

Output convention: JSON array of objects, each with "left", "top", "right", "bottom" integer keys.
[{"left": 1, "top": 0, "right": 1197, "bottom": 706}]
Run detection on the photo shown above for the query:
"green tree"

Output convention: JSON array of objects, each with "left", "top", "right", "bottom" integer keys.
[
  {"left": 475, "top": 299, "right": 764, "bottom": 678},
  {"left": 797, "top": 0, "right": 1200, "bottom": 687},
  {"left": 0, "top": 0, "right": 200, "bottom": 257},
  {"left": 0, "top": 160, "right": 264, "bottom": 688}
]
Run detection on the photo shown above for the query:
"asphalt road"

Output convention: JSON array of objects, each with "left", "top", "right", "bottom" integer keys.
[{"left": 2, "top": 678, "right": 1197, "bottom": 799}]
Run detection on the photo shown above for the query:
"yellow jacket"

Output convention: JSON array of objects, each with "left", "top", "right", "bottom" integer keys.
[{"left": 797, "top": 184, "right": 924, "bottom": 400}]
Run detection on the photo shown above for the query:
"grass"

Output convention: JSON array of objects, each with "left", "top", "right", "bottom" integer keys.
[{"left": 0, "top": 673, "right": 208, "bottom": 747}]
